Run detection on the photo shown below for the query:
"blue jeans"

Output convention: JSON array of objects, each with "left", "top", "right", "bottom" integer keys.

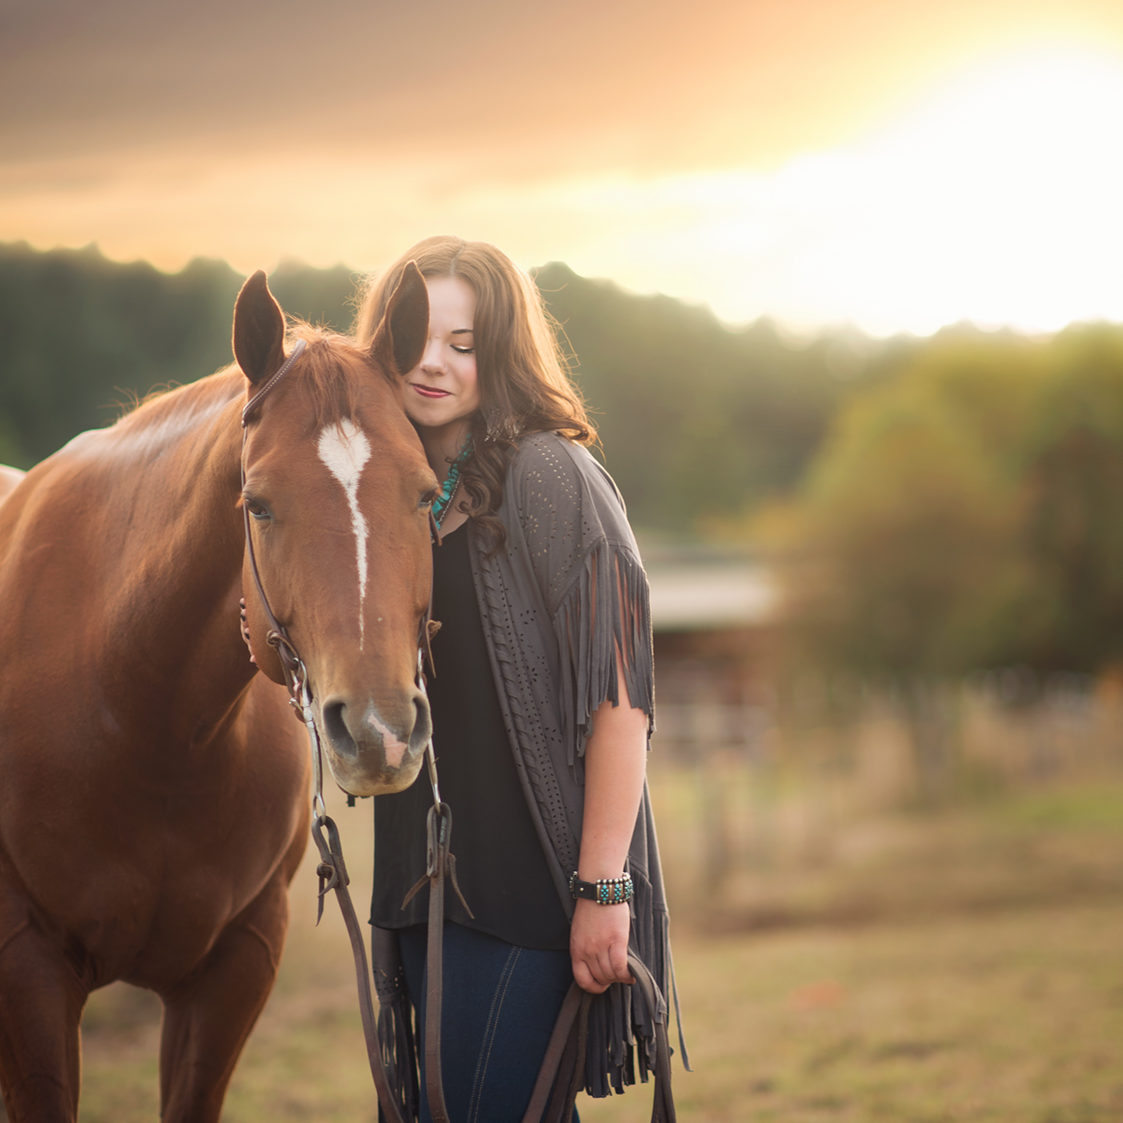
[{"left": 397, "top": 922, "right": 580, "bottom": 1123}]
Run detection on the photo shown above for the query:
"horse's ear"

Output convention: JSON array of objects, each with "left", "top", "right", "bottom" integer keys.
[
  {"left": 370, "top": 261, "right": 429, "bottom": 377},
  {"left": 233, "top": 270, "right": 286, "bottom": 386}
]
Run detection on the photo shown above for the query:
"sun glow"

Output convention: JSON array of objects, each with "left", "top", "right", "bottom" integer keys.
[
  {"left": 826, "top": 43, "right": 1123, "bottom": 334},
  {"left": 5, "top": 41, "right": 1122, "bottom": 338},
  {"left": 560, "top": 42, "right": 1123, "bottom": 337}
]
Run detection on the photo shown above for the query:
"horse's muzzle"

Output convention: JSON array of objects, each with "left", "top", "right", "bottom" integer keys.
[{"left": 319, "top": 689, "right": 431, "bottom": 796}]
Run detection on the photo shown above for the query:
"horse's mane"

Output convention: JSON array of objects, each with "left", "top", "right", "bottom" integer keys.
[
  {"left": 287, "top": 321, "right": 380, "bottom": 430},
  {"left": 114, "top": 368, "right": 237, "bottom": 421}
]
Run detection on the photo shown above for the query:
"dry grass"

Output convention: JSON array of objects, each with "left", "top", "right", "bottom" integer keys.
[{"left": 74, "top": 772, "right": 1123, "bottom": 1121}]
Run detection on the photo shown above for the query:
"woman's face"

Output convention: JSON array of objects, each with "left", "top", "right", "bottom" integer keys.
[{"left": 403, "top": 275, "right": 480, "bottom": 447}]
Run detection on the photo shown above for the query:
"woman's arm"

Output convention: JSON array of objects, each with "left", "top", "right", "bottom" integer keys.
[{"left": 569, "top": 653, "right": 649, "bottom": 994}]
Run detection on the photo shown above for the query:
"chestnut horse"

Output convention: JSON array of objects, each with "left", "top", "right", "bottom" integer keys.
[
  {"left": 0, "top": 467, "right": 23, "bottom": 505},
  {"left": 0, "top": 268, "right": 438, "bottom": 1121}
]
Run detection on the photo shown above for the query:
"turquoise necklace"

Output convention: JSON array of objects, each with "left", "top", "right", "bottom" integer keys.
[{"left": 432, "top": 440, "right": 472, "bottom": 530}]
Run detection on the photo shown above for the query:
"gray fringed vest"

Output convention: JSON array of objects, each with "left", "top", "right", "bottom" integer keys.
[
  {"left": 372, "top": 432, "right": 686, "bottom": 1105},
  {"left": 465, "top": 433, "right": 684, "bottom": 1097}
]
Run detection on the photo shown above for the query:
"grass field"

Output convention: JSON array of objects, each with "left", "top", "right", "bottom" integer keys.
[{"left": 75, "top": 770, "right": 1123, "bottom": 1121}]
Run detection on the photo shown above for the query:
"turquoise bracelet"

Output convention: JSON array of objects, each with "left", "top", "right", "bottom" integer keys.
[{"left": 569, "top": 871, "right": 634, "bottom": 906}]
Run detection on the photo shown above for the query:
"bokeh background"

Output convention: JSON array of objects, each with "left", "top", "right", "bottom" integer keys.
[{"left": 3, "top": 1, "right": 1123, "bottom": 1119}]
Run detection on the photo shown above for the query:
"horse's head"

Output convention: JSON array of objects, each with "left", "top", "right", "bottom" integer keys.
[{"left": 234, "top": 267, "right": 438, "bottom": 797}]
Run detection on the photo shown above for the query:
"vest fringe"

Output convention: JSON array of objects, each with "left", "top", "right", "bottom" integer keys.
[{"left": 555, "top": 541, "right": 656, "bottom": 770}]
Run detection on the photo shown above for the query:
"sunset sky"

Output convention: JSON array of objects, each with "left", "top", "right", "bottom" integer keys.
[{"left": 4, "top": 0, "right": 1123, "bottom": 336}]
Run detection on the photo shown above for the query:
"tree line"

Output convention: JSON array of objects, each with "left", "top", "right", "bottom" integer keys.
[
  {"left": 0, "top": 243, "right": 358, "bottom": 469},
  {"left": 0, "top": 242, "right": 863, "bottom": 532},
  {"left": 4, "top": 241, "right": 1121, "bottom": 681}
]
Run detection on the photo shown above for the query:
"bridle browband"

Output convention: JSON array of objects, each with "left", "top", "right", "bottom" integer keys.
[{"left": 237, "top": 339, "right": 460, "bottom": 1123}]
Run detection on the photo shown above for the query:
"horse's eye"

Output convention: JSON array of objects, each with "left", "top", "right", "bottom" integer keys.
[
  {"left": 244, "top": 496, "right": 271, "bottom": 521},
  {"left": 420, "top": 488, "right": 438, "bottom": 510}
]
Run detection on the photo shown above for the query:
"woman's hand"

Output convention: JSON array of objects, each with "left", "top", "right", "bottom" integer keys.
[{"left": 570, "top": 898, "right": 634, "bottom": 994}]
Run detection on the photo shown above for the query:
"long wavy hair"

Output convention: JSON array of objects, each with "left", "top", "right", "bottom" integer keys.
[{"left": 354, "top": 236, "right": 595, "bottom": 545}]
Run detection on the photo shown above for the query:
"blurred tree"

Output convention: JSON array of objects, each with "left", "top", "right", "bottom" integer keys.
[
  {"left": 267, "top": 260, "right": 357, "bottom": 332},
  {"left": 772, "top": 324, "right": 1123, "bottom": 793},
  {"left": 0, "top": 246, "right": 357, "bottom": 469},
  {"left": 535, "top": 262, "right": 861, "bottom": 533},
  {"left": 786, "top": 349, "right": 1030, "bottom": 680},
  {"left": 3, "top": 244, "right": 876, "bottom": 538},
  {"left": 0, "top": 244, "right": 239, "bottom": 466},
  {"left": 1010, "top": 326, "right": 1123, "bottom": 672},
  {"left": 773, "top": 334, "right": 1044, "bottom": 797}
]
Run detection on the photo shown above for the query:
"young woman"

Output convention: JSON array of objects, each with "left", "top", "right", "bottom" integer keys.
[{"left": 355, "top": 236, "right": 682, "bottom": 1121}]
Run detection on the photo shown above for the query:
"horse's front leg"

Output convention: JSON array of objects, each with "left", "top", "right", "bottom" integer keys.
[
  {"left": 0, "top": 876, "right": 86, "bottom": 1123},
  {"left": 157, "top": 878, "right": 290, "bottom": 1123}
]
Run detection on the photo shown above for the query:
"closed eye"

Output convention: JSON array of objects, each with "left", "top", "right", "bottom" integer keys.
[{"left": 243, "top": 495, "right": 271, "bottom": 521}]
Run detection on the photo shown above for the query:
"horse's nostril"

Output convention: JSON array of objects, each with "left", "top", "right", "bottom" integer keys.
[
  {"left": 322, "top": 701, "right": 354, "bottom": 754},
  {"left": 411, "top": 691, "right": 432, "bottom": 752}
]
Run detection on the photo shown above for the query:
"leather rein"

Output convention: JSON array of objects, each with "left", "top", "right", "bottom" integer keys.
[{"left": 239, "top": 340, "right": 458, "bottom": 1123}]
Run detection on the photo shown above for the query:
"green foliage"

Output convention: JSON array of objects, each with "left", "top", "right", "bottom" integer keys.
[
  {"left": 0, "top": 244, "right": 241, "bottom": 466},
  {"left": 535, "top": 263, "right": 862, "bottom": 532},
  {"left": 780, "top": 324, "right": 1123, "bottom": 679},
  {"left": 11, "top": 242, "right": 1122, "bottom": 679},
  {"left": 0, "top": 246, "right": 858, "bottom": 539},
  {"left": 0, "top": 247, "right": 371, "bottom": 469},
  {"left": 266, "top": 260, "right": 359, "bottom": 332},
  {"left": 1012, "top": 326, "right": 1123, "bottom": 671}
]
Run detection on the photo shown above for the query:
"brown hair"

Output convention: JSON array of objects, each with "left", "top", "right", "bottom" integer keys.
[{"left": 354, "top": 236, "right": 595, "bottom": 543}]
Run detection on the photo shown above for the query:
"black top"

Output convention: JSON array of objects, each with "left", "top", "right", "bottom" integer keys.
[{"left": 370, "top": 523, "right": 571, "bottom": 950}]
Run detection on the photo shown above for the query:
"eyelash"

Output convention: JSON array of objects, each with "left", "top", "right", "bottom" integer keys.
[{"left": 451, "top": 345, "right": 475, "bottom": 355}]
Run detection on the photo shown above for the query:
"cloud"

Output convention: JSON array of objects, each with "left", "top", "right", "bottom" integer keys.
[
  {"left": 2, "top": 0, "right": 947, "bottom": 178},
  {"left": 5, "top": 0, "right": 1123, "bottom": 333}
]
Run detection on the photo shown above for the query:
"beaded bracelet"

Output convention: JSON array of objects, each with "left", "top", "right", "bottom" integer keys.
[{"left": 569, "top": 871, "right": 635, "bottom": 906}]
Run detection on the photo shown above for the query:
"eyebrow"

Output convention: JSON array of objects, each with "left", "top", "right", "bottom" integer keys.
[{"left": 451, "top": 328, "right": 474, "bottom": 336}]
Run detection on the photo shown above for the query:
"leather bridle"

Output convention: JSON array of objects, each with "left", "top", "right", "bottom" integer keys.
[{"left": 239, "top": 340, "right": 459, "bottom": 1123}]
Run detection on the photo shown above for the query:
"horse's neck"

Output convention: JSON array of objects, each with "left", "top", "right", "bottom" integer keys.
[
  {"left": 96, "top": 372, "right": 250, "bottom": 681},
  {"left": 107, "top": 370, "right": 243, "bottom": 484}
]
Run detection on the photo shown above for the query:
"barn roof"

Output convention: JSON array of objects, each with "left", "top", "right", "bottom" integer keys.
[{"left": 641, "top": 541, "right": 778, "bottom": 632}]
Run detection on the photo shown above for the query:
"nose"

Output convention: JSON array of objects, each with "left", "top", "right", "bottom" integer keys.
[{"left": 419, "top": 336, "right": 444, "bottom": 375}]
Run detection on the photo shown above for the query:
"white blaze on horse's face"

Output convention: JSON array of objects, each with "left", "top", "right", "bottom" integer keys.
[{"left": 316, "top": 419, "right": 372, "bottom": 647}]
